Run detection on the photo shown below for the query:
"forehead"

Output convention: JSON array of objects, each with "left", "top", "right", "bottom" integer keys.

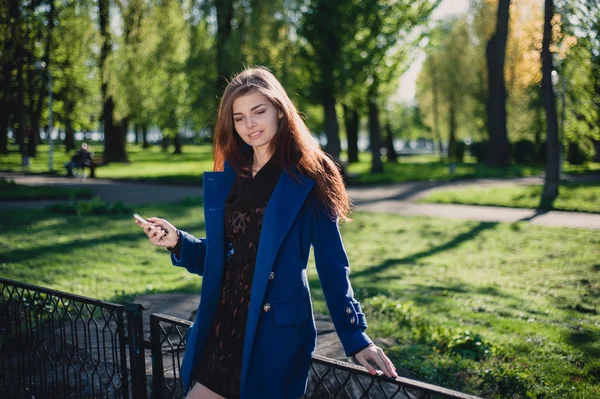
[{"left": 232, "top": 91, "right": 270, "bottom": 113}]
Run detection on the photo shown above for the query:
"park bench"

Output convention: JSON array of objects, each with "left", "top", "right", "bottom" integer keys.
[{"left": 75, "top": 157, "right": 106, "bottom": 178}]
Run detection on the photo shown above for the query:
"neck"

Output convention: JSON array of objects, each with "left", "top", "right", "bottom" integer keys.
[{"left": 252, "top": 147, "right": 272, "bottom": 171}]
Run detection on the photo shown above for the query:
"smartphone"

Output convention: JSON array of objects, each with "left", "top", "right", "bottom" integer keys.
[
  {"left": 133, "top": 213, "right": 149, "bottom": 225},
  {"left": 134, "top": 213, "right": 168, "bottom": 236}
]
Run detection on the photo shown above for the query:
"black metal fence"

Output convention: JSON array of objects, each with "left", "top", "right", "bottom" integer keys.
[
  {"left": 0, "top": 278, "right": 130, "bottom": 399},
  {"left": 1, "top": 278, "right": 482, "bottom": 399}
]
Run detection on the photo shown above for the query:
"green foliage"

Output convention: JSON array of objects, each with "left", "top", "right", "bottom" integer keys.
[
  {"left": 364, "top": 295, "right": 414, "bottom": 327},
  {"left": 417, "top": 15, "right": 482, "bottom": 146},
  {"left": 45, "top": 196, "right": 131, "bottom": 215},
  {"left": 51, "top": 0, "right": 100, "bottom": 133},
  {"left": 447, "top": 330, "right": 493, "bottom": 361}
]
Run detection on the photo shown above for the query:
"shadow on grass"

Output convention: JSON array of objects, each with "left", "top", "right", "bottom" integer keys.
[
  {"left": 563, "top": 329, "right": 600, "bottom": 357},
  {"left": 350, "top": 221, "right": 498, "bottom": 279}
]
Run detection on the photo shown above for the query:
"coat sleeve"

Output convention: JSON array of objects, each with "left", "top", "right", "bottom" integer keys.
[
  {"left": 170, "top": 230, "right": 207, "bottom": 276},
  {"left": 311, "top": 203, "right": 373, "bottom": 357}
]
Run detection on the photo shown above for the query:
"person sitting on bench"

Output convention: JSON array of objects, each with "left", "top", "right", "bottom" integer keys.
[{"left": 65, "top": 143, "right": 94, "bottom": 177}]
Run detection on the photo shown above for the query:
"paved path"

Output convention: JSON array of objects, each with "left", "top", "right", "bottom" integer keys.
[{"left": 2, "top": 171, "right": 600, "bottom": 230}]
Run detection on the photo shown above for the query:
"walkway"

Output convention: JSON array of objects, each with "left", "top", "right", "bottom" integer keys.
[{"left": 2, "top": 172, "right": 599, "bottom": 230}]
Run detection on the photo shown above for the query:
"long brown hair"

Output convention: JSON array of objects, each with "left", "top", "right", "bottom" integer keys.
[{"left": 213, "top": 66, "right": 351, "bottom": 221}]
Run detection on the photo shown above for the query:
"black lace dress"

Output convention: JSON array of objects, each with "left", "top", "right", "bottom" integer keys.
[{"left": 195, "top": 157, "right": 282, "bottom": 398}]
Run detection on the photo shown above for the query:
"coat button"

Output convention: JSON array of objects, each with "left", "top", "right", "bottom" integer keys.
[
  {"left": 346, "top": 306, "right": 352, "bottom": 314},
  {"left": 350, "top": 316, "right": 356, "bottom": 325},
  {"left": 269, "top": 272, "right": 275, "bottom": 281},
  {"left": 263, "top": 303, "right": 271, "bottom": 312}
]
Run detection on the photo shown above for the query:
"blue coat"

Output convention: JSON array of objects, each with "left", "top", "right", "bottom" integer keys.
[{"left": 171, "top": 162, "right": 372, "bottom": 398}]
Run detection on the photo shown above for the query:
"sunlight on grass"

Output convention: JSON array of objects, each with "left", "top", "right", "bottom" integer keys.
[{"left": 421, "top": 183, "right": 600, "bottom": 213}]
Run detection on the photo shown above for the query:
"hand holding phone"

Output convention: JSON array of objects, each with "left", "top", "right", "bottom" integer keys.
[{"left": 134, "top": 213, "right": 179, "bottom": 248}]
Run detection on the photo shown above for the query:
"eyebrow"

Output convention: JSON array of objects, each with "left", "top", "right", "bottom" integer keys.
[{"left": 232, "top": 104, "right": 266, "bottom": 116}]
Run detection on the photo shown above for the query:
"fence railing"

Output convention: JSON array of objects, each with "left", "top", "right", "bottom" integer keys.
[
  {"left": 1, "top": 278, "right": 482, "bottom": 399},
  {"left": 0, "top": 278, "right": 130, "bottom": 399}
]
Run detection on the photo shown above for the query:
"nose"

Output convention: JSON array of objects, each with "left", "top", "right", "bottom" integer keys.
[{"left": 245, "top": 115, "right": 256, "bottom": 130}]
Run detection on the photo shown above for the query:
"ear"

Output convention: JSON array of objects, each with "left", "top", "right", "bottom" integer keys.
[{"left": 278, "top": 111, "right": 284, "bottom": 119}]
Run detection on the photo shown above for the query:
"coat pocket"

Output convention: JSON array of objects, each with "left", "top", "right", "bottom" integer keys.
[{"left": 274, "top": 298, "right": 310, "bottom": 326}]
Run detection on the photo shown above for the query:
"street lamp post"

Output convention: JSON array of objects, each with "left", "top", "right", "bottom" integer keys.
[{"left": 35, "top": 61, "right": 53, "bottom": 172}]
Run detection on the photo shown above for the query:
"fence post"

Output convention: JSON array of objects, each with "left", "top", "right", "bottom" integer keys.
[
  {"left": 150, "top": 314, "right": 165, "bottom": 398},
  {"left": 126, "top": 303, "right": 148, "bottom": 399}
]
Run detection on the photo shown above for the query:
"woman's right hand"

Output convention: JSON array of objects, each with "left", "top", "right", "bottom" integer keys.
[{"left": 135, "top": 217, "right": 179, "bottom": 248}]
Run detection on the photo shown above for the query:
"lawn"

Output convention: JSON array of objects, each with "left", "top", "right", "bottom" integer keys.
[
  {"left": 345, "top": 153, "right": 545, "bottom": 185},
  {"left": 421, "top": 182, "right": 600, "bottom": 213},
  {"left": 2, "top": 201, "right": 599, "bottom": 398},
  {"left": 0, "top": 178, "right": 94, "bottom": 201},
  {"left": 3, "top": 143, "right": 599, "bottom": 186},
  {"left": 0, "top": 144, "right": 214, "bottom": 185}
]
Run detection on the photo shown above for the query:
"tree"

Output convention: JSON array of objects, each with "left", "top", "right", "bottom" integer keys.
[
  {"left": 417, "top": 17, "right": 478, "bottom": 160},
  {"left": 339, "top": 0, "right": 438, "bottom": 173},
  {"left": 51, "top": 0, "right": 99, "bottom": 152},
  {"left": 561, "top": 0, "right": 600, "bottom": 161},
  {"left": 299, "top": 0, "right": 347, "bottom": 162},
  {"left": 540, "top": 0, "right": 560, "bottom": 208},
  {"left": 99, "top": 0, "right": 127, "bottom": 163},
  {"left": 485, "top": 0, "right": 511, "bottom": 167}
]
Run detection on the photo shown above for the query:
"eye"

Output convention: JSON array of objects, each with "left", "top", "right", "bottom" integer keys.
[
  {"left": 234, "top": 117, "right": 243, "bottom": 123},
  {"left": 256, "top": 110, "right": 265, "bottom": 115}
]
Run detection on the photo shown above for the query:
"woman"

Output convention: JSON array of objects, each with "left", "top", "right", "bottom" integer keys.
[{"left": 136, "top": 67, "right": 398, "bottom": 399}]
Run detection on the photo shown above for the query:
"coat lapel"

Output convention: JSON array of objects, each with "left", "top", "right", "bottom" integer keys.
[
  {"left": 202, "top": 163, "right": 236, "bottom": 279},
  {"left": 240, "top": 169, "right": 315, "bottom": 393}
]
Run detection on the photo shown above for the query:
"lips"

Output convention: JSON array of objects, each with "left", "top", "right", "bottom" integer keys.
[{"left": 249, "top": 130, "right": 263, "bottom": 139}]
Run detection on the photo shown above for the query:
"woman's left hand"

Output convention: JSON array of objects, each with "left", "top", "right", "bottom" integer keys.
[{"left": 354, "top": 344, "right": 398, "bottom": 378}]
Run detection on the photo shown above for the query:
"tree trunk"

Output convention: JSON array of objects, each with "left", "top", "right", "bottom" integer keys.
[
  {"left": 161, "top": 134, "right": 170, "bottom": 152},
  {"left": 592, "top": 138, "right": 600, "bottom": 163},
  {"left": 385, "top": 124, "right": 397, "bottom": 163},
  {"left": 540, "top": 0, "right": 560, "bottom": 209},
  {"left": 323, "top": 88, "right": 341, "bottom": 161},
  {"left": 134, "top": 124, "right": 140, "bottom": 145},
  {"left": 485, "top": 0, "right": 511, "bottom": 167},
  {"left": 99, "top": 0, "right": 127, "bottom": 163},
  {"left": 428, "top": 55, "right": 444, "bottom": 161},
  {"left": 28, "top": 0, "right": 56, "bottom": 159},
  {"left": 368, "top": 88, "right": 383, "bottom": 174},
  {"left": 16, "top": 55, "right": 26, "bottom": 162},
  {"left": 215, "top": 0, "right": 234, "bottom": 93},
  {"left": 142, "top": 124, "right": 150, "bottom": 148},
  {"left": 343, "top": 104, "right": 359, "bottom": 164},
  {"left": 173, "top": 132, "right": 183, "bottom": 154},
  {"left": 0, "top": 0, "right": 20, "bottom": 155},
  {"left": 65, "top": 119, "right": 76, "bottom": 151},
  {"left": 0, "top": 116, "right": 8, "bottom": 154},
  {"left": 448, "top": 100, "right": 457, "bottom": 161}
]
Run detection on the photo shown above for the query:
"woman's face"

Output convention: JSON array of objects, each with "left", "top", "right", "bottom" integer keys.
[{"left": 232, "top": 91, "right": 281, "bottom": 157}]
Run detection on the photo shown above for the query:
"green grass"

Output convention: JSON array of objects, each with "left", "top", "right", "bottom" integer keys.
[
  {"left": 0, "top": 178, "right": 94, "bottom": 201},
  {"left": 420, "top": 182, "right": 600, "bottom": 213},
  {"left": 0, "top": 144, "right": 214, "bottom": 185},
  {"left": 1, "top": 203, "right": 598, "bottom": 398},
  {"left": 345, "top": 153, "right": 545, "bottom": 185},
  {"left": 4, "top": 143, "right": 599, "bottom": 186}
]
